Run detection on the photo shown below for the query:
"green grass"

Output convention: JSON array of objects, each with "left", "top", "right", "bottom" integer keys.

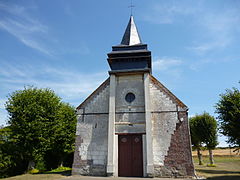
[
  {"left": 2, "top": 167, "right": 71, "bottom": 180},
  {"left": 46, "top": 167, "right": 71, "bottom": 173},
  {"left": 193, "top": 156, "right": 240, "bottom": 180},
  {"left": 1, "top": 174, "right": 66, "bottom": 180},
  {"left": 2, "top": 157, "right": 240, "bottom": 180}
]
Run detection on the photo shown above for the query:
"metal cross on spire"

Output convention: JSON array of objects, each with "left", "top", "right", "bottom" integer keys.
[{"left": 128, "top": 0, "right": 135, "bottom": 16}]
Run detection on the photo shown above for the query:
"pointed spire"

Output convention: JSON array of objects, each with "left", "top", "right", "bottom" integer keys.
[{"left": 121, "top": 16, "right": 142, "bottom": 46}]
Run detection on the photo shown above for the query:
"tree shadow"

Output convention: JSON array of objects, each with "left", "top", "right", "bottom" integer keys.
[
  {"left": 197, "top": 169, "right": 240, "bottom": 175},
  {"left": 41, "top": 170, "right": 72, "bottom": 176},
  {"left": 207, "top": 176, "right": 240, "bottom": 180}
]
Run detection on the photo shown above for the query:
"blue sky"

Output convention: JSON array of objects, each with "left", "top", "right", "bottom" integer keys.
[{"left": 1, "top": 0, "right": 240, "bottom": 147}]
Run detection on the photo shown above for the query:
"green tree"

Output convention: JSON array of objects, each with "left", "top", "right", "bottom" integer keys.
[
  {"left": 190, "top": 113, "right": 218, "bottom": 165},
  {"left": 45, "top": 102, "right": 77, "bottom": 169},
  {"left": 0, "top": 127, "right": 27, "bottom": 178},
  {"left": 5, "top": 87, "right": 76, "bottom": 173},
  {"left": 199, "top": 113, "right": 218, "bottom": 165},
  {"left": 215, "top": 87, "right": 240, "bottom": 148},
  {"left": 190, "top": 117, "right": 203, "bottom": 165}
]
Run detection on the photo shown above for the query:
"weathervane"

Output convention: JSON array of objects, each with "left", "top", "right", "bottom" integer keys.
[{"left": 128, "top": 0, "right": 135, "bottom": 16}]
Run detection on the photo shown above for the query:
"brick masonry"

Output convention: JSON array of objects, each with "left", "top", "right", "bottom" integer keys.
[
  {"left": 165, "top": 112, "right": 194, "bottom": 176},
  {"left": 153, "top": 112, "right": 195, "bottom": 177},
  {"left": 149, "top": 76, "right": 194, "bottom": 177}
]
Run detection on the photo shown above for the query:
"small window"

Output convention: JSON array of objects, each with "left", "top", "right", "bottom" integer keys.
[{"left": 125, "top": 93, "right": 135, "bottom": 103}]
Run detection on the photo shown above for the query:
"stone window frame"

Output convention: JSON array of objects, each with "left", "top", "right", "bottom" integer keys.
[{"left": 125, "top": 92, "right": 136, "bottom": 103}]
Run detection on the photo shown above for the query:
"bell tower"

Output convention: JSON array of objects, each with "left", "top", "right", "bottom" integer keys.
[
  {"left": 106, "top": 15, "right": 154, "bottom": 177},
  {"left": 107, "top": 16, "right": 152, "bottom": 74}
]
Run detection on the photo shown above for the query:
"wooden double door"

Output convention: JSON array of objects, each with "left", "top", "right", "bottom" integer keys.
[{"left": 118, "top": 134, "right": 143, "bottom": 177}]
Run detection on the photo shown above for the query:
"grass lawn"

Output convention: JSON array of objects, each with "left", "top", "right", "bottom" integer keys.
[
  {"left": 2, "top": 169, "right": 71, "bottom": 180},
  {"left": 2, "top": 154, "right": 240, "bottom": 180},
  {"left": 2, "top": 174, "right": 66, "bottom": 180},
  {"left": 193, "top": 156, "right": 240, "bottom": 180}
]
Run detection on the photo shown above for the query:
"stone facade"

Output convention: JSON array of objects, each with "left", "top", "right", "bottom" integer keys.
[
  {"left": 72, "top": 15, "right": 194, "bottom": 178},
  {"left": 115, "top": 74, "right": 145, "bottom": 134},
  {"left": 72, "top": 79, "right": 110, "bottom": 176},
  {"left": 72, "top": 74, "right": 194, "bottom": 177},
  {"left": 149, "top": 76, "right": 194, "bottom": 177}
]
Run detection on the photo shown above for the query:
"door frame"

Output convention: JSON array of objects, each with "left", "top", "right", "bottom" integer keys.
[{"left": 116, "top": 133, "right": 146, "bottom": 177}]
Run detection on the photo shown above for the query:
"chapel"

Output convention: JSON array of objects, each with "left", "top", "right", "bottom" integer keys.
[{"left": 72, "top": 16, "right": 195, "bottom": 177}]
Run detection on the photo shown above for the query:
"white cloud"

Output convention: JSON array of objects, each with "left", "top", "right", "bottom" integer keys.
[
  {"left": 57, "top": 45, "right": 90, "bottom": 55},
  {"left": 0, "top": 2, "right": 52, "bottom": 56},
  {"left": 0, "top": 62, "right": 29, "bottom": 78},
  {"left": 64, "top": 3, "right": 74, "bottom": 17},
  {"left": 0, "top": 2, "right": 90, "bottom": 57},
  {"left": 144, "top": 1, "right": 240, "bottom": 54},
  {"left": 0, "top": 62, "right": 108, "bottom": 103},
  {"left": 188, "top": 38, "right": 231, "bottom": 55},
  {"left": 153, "top": 57, "right": 182, "bottom": 71},
  {"left": 0, "top": 65, "right": 107, "bottom": 125},
  {"left": 152, "top": 57, "right": 184, "bottom": 80},
  {"left": 0, "top": 109, "right": 8, "bottom": 126},
  {"left": 0, "top": 99, "right": 7, "bottom": 109},
  {"left": 189, "top": 55, "right": 239, "bottom": 71},
  {"left": 189, "top": 9, "right": 240, "bottom": 54},
  {"left": 143, "top": 1, "right": 201, "bottom": 24},
  {"left": 0, "top": 97, "right": 8, "bottom": 126}
]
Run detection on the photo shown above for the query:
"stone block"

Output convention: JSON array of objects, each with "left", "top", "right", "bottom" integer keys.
[{"left": 115, "top": 124, "right": 146, "bottom": 133}]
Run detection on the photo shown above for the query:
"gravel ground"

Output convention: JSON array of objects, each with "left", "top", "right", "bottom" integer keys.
[{"left": 59, "top": 175, "right": 200, "bottom": 180}]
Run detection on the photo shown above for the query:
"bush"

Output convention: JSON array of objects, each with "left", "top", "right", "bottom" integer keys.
[
  {"left": 28, "top": 168, "right": 39, "bottom": 174},
  {"left": 207, "top": 164, "right": 217, "bottom": 167},
  {"left": 49, "top": 166, "right": 72, "bottom": 172}
]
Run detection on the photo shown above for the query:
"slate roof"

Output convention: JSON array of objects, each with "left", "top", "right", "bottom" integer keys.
[{"left": 121, "top": 16, "right": 142, "bottom": 46}]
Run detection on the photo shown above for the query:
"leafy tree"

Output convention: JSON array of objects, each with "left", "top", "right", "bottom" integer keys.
[
  {"left": 5, "top": 87, "right": 76, "bottom": 174},
  {"left": 190, "top": 117, "right": 203, "bottom": 165},
  {"left": 190, "top": 113, "right": 218, "bottom": 165},
  {"left": 0, "top": 127, "right": 27, "bottom": 178},
  {"left": 198, "top": 113, "right": 218, "bottom": 165},
  {"left": 215, "top": 87, "right": 240, "bottom": 148},
  {"left": 45, "top": 102, "right": 77, "bottom": 169}
]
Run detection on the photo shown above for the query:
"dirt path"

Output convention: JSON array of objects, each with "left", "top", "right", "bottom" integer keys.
[{"left": 59, "top": 176, "right": 196, "bottom": 180}]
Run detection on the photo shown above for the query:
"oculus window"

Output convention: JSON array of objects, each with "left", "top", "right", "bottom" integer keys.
[{"left": 125, "top": 93, "right": 135, "bottom": 103}]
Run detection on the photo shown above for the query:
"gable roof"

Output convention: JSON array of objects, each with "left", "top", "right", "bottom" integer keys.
[
  {"left": 76, "top": 78, "right": 110, "bottom": 109},
  {"left": 150, "top": 75, "right": 188, "bottom": 109}
]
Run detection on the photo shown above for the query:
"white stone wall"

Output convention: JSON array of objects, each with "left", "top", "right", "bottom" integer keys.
[
  {"left": 116, "top": 75, "right": 145, "bottom": 112},
  {"left": 75, "top": 81, "right": 110, "bottom": 167},
  {"left": 84, "top": 84, "right": 109, "bottom": 113},
  {"left": 151, "top": 113, "right": 178, "bottom": 165},
  {"left": 149, "top": 82, "right": 177, "bottom": 111},
  {"left": 76, "top": 114, "right": 108, "bottom": 165},
  {"left": 115, "top": 74, "right": 145, "bottom": 133},
  {"left": 149, "top": 81, "right": 178, "bottom": 166}
]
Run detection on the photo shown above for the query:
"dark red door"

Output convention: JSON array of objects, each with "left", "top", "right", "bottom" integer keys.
[{"left": 118, "top": 134, "right": 143, "bottom": 177}]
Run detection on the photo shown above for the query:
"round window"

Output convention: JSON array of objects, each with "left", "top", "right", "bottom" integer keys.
[{"left": 125, "top": 93, "right": 135, "bottom": 103}]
